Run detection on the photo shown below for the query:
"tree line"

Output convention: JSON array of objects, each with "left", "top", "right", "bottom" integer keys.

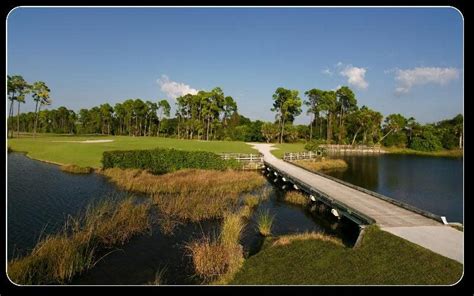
[{"left": 7, "top": 74, "right": 463, "bottom": 151}]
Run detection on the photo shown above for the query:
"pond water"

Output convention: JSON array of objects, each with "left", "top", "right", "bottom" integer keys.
[
  {"left": 7, "top": 153, "right": 355, "bottom": 285},
  {"left": 324, "top": 153, "right": 463, "bottom": 223}
]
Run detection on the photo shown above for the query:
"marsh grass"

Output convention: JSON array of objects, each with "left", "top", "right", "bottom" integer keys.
[
  {"left": 256, "top": 210, "right": 274, "bottom": 237},
  {"left": 101, "top": 168, "right": 265, "bottom": 223},
  {"left": 60, "top": 164, "right": 93, "bottom": 174},
  {"left": 294, "top": 159, "right": 348, "bottom": 172},
  {"left": 186, "top": 212, "right": 245, "bottom": 284},
  {"left": 243, "top": 195, "right": 260, "bottom": 208},
  {"left": 272, "top": 232, "right": 343, "bottom": 247},
  {"left": 283, "top": 191, "right": 309, "bottom": 206},
  {"left": 8, "top": 196, "right": 151, "bottom": 285}
]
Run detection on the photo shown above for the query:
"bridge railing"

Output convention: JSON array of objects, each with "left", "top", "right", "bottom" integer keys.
[
  {"left": 283, "top": 151, "right": 323, "bottom": 161},
  {"left": 218, "top": 153, "right": 264, "bottom": 163}
]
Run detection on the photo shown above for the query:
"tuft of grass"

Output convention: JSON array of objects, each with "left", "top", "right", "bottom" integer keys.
[
  {"left": 293, "top": 158, "right": 348, "bottom": 172},
  {"left": 256, "top": 210, "right": 274, "bottom": 237},
  {"left": 231, "top": 225, "right": 463, "bottom": 285},
  {"left": 7, "top": 196, "right": 151, "bottom": 285},
  {"left": 283, "top": 191, "right": 309, "bottom": 206},
  {"left": 186, "top": 235, "right": 243, "bottom": 284},
  {"left": 60, "top": 164, "right": 93, "bottom": 174},
  {"left": 272, "top": 232, "right": 343, "bottom": 247}
]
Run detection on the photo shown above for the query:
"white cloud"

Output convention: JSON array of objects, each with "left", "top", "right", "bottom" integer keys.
[
  {"left": 322, "top": 68, "right": 333, "bottom": 76},
  {"left": 157, "top": 75, "right": 198, "bottom": 99},
  {"left": 339, "top": 65, "right": 369, "bottom": 90},
  {"left": 394, "top": 67, "right": 459, "bottom": 95}
]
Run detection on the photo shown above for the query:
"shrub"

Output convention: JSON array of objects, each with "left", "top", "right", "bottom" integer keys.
[
  {"left": 102, "top": 148, "right": 240, "bottom": 174},
  {"left": 409, "top": 130, "right": 442, "bottom": 152}
]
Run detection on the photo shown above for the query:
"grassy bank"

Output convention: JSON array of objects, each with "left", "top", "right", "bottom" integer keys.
[
  {"left": 8, "top": 134, "right": 257, "bottom": 168},
  {"left": 383, "top": 147, "right": 463, "bottom": 158},
  {"left": 293, "top": 158, "right": 348, "bottom": 172},
  {"left": 8, "top": 196, "right": 151, "bottom": 285},
  {"left": 231, "top": 225, "right": 462, "bottom": 285}
]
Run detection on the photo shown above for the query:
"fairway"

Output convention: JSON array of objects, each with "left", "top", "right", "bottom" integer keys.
[
  {"left": 270, "top": 143, "right": 306, "bottom": 159},
  {"left": 8, "top": 134, "right": 257, "bottom": 168}
]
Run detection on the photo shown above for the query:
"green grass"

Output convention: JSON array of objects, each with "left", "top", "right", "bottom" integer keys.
[
  {"left": 270, "top": 143, "right": 306, "bottom": 159},
  {"left": 231, "top": 225, "right": 463, "bottom": 285},
  {"left": 8, "top": 134, "right": 257, "bottom": 168},
  {"left": 383, "top": 147, "right": 463, "bottom": 158}
]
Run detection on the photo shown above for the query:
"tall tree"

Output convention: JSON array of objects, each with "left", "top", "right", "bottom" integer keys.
[
  {"left": 319, "top": 91, "right": 338, "bottom": 143},
  {"left": 271, "top": 87, "right": 302, "bottom": 143},
  {"left": 304, "top": 88, "right": 324, "bottom": 141},
  {"left": 31, "top": 81, "right": 51, "bottom": 138},
  {"left": 380, "top": 113, "right": 407, "bottom": 144},
  {"left": 8, "top": 75, "right": 30, "bottom": 138},
  {"left": 157, "top": 99, "right": 171, "bottom": 137},
  {"left": 335, "top": 86, "right": 357, "bottom": 143}
]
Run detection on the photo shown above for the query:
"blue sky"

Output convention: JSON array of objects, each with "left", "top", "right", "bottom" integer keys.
[{"left": 7, "top": 7, "right": 463, "bottom": 124}]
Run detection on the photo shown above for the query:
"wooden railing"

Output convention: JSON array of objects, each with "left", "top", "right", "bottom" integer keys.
[
  {"left": 283, "top": 151, "right": 323, "bottom": 161},
  {"left": 218, "top": 153, "right": 264, "bottom": 163}
]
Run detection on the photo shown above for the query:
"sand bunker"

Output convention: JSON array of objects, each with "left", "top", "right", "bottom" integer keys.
[{"left": 52, "top": 139, "right": 114, "bottom": 143}]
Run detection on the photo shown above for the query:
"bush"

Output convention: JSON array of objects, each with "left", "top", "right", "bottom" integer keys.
[
  {"left": 102, "top": 148, "right": 240, "bottom": 174},
  {"left": 409, "top": 130, "right": 442, "bottom": 152},
  {"left": 383, "top": 132, "right": 407, "bottom": 148}
]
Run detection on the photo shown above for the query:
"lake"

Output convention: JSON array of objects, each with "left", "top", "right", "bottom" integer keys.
[{"left": 325, "top": 153, "right": 463, "bottom": 223}]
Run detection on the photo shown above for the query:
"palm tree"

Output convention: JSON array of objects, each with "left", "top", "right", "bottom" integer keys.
[
  {"left": 31, "top": 81, "right": 52, "bottom": 138},
  {"left": 8, "top": 75, "right": 30, "bottom": 138}
]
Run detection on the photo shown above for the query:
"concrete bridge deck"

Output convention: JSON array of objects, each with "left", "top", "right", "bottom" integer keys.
[{"left": 250, "top": 143, "right": 463, "bottom": 264}]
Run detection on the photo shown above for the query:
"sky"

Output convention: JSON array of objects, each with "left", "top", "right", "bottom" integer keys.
[{"left": 7, "top": 7, "right": 463, "bottom": 124}]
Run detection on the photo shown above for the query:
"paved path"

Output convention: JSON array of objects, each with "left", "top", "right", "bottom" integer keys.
[{"left": 250, "top": 143, "right": 463, "bottom": 263}]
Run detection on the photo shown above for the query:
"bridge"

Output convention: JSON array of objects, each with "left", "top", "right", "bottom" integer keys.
[{"left": 250, "top": 143, "right": 463, "bottom": 264}]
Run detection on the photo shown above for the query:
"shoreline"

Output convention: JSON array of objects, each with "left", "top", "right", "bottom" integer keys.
[{"left": 382, "top": 147, "right": 463, "bottom": 158}]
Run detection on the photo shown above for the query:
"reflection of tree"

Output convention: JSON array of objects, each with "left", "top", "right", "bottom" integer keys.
[{"left": 326, "top": 155, "right": 379, "bottom": 190}]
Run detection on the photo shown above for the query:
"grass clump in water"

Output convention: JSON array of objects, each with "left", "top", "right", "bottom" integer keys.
[
  {"left": 294, "top": 158, "right": 348, "bottom": 172},
  {"left": 147, "top": 266, "right": 167, "bottom": 285},
  {"left": 256, "top": 209, "right": 274, "bottom": 237},
  {"left": 60, "top": 164, "right": 93, "bottom": 174},
  {"left": 187, "top": 212, "right": 245, "bottom": 284},
  {"left": 8, "top": 196, "right": 151, "bottom": 285},
  {"left": 283, "top": 191, "right": 309, "bottom": 206}
]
